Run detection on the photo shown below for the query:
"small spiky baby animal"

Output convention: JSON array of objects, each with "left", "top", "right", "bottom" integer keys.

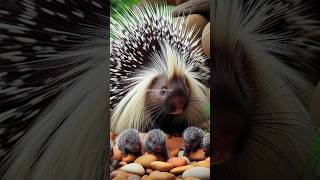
[
  {"left": 144, "top": 128, "right": 169, "bottom": 160},
  {"left": 110, "top": 3, "right": 210, "bottom": 135},
  {"left": 183, "top": 126, "right": 204, "bottom": 157},
  {"left": 116, "top": 128, "right": 142, "bottom": 157}
]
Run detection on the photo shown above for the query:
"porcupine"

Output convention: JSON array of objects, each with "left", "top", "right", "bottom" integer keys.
[
  {"left": 110, "top": 3, "right": 210, "bottom": 135},
  {"left": 202, "top": 133, "right": 210, "bottom": 157},
  {"left": 116, "top": 128, "right": 142, "bottom": 157},
  {"left": 0, "top": 0, "right": 108, "bottom": 179},
  {"left": 0, "top": 0, "right": 318, "bottom": 180},
  {"left": 183, "top": 0, "right": 320, "bottom": 179},
  {"left": 144, "top": 128, "right": 169, "bottom": 160},
  {"left": 182, "top": 126, "right": 204, "bottom": 157}
]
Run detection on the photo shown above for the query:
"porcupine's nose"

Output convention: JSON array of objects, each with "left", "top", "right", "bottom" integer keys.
[
  {"left": 168, "top": 96, "right": 187, "bottom": 114},
  {"left": 155, "top": 145, "right": 162, "bottom": 151},
  {"left": 134, "top": 145, "right": 141, "bottom": 151}
]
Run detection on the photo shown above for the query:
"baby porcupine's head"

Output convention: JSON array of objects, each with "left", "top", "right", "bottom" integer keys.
[
  {"left": 183, "top": 126, "right": 204, "bottom": 150},
  {"left": 117, "top": 129, "right": 141, "bottom": 154},
  {"left": 110, "top": 3, "right": 210, "bottom": 134},
  {"left": 145, "top": 129, "right": 167, "bottom": 153}
]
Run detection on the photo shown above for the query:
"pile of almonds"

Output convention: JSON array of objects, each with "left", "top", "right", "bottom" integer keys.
[{"left": 110, "top": 132, "right": 210, "bottom": 180}]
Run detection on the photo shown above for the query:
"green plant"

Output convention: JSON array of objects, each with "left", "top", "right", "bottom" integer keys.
[{"left": 110, "top": 0, "right": 140, "bottom": 18}]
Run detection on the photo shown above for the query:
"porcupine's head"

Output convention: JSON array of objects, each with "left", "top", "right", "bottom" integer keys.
[
  {"left": 117, "top": 128, "right": 141, "bottom": 154},
  {"left": 145, "top": 129, "right": 167, "bottom": 153},
  {"left": 110, "top": 3, "right": 210, "bottom": 134},
  {"left": 183, "top": 126, "right": 204, "bottom": 151},
  {"left": 146, "top": 74, "right": 189, "bottom": 115}
]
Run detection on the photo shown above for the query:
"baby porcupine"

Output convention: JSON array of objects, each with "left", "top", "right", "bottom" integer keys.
[
  {"left": 202, "top": 133, "right": 210, "bottom": 157},
  {"left": 183, "top": 126, "right": 204, "bottom": 156},
  {"left": 117, "top": 129, "right": 142, "bottom": 157},
  {"left": 144, "top": 129, "right": 169, "bottom": 160}
]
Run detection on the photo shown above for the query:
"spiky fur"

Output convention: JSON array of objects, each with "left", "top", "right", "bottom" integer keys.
[
  {"left": 144, "top": 128, "right": 168, "bottom": 159},
  {"left": 202, "top": 133, "right": 210, "bottom": 149},
  {"left": 110, "top": 3, "right": 210, "bottom": 134},
  {"left": 116, "top": 128, "right": 141, "bottom": 155},
  {"left": 183, "top": 126, "right": 204, "bottom": 144},
  {"left": 0, "top": 0, "right": 108, "bottom": 179},
  {"left": 0, "top": 0, "right": 318, "bottom": 179},
  {"left": 145, "top": 129, "right": 167, "bottom": 145},
  {"left": 213, "top": 0, "right": 320, "bottom": 179},
  {"left": 144, "top": 129, "right": 167, "bottom": 149}
]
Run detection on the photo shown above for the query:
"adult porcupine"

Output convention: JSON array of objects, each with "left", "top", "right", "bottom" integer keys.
[
  {"left": 0, "top": 0, "right": 108, "bottom": 179},
  {"left": 110, "top": 3, "right": 210, "bottom": 134}
]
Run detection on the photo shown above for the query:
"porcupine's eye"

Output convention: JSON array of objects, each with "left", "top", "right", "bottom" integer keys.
[{"left": 160, "top": 86, "right": 167, "bottom": 95}]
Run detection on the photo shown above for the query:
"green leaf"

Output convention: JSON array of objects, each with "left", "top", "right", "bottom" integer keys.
[{"left": 110, "top": 0, "right": 140, "bottom": 18}]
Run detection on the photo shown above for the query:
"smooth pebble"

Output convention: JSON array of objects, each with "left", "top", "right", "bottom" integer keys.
[{"left": 182, "top": 167, "right": 210, "bottom": 180}]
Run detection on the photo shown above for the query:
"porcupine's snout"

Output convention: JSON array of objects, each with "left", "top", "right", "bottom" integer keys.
[
  {"left": 154, "top": 144, "right": 163, "bottom": 152},
  {"left": 167, "top": 95, "right": 188, "bottom": 114},
  {"left": 165, "top": 77, "right": 189, "bottom": 115},
  {"left": 133, "top": 144, "right": 141, "bottom": 152}
]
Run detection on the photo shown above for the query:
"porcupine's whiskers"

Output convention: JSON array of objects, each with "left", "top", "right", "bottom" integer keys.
[
  {"left": 144, "top": 103, "right": 167, "bottom": 132},
  {"left": 143, "top": 101, "right": 165, "bottom": 131},
  {"left": 152, "top": 107, "right": 169, "bottom": 128}
]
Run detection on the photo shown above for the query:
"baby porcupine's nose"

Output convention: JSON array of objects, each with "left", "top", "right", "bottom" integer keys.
[
  {"left": 155, "top": 144, "right": 162, "bottom": 151},
  {"left": 134, "top": 145, "right": 141, "bottom": 151}
]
